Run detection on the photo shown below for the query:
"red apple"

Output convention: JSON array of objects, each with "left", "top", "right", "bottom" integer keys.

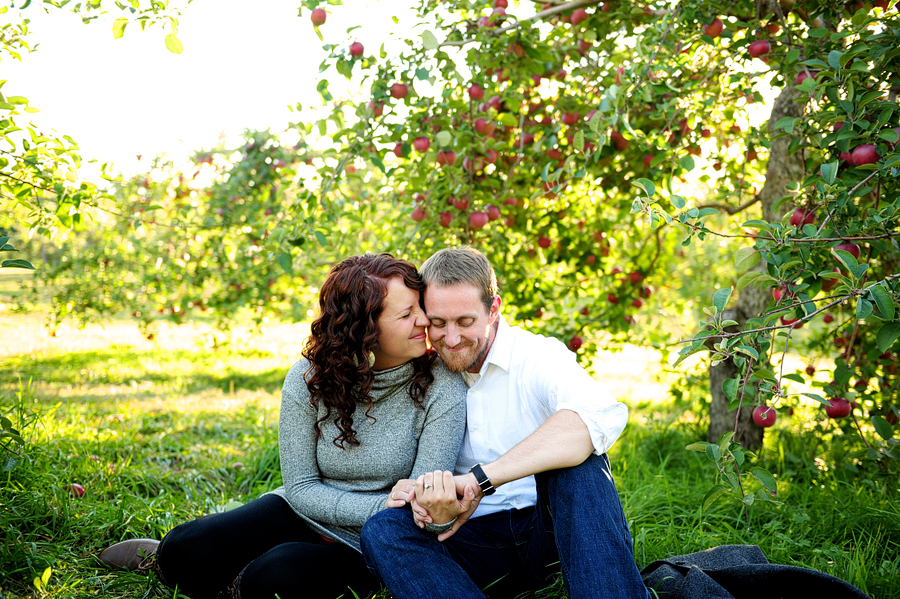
[
  {"left": 469, "top": 212, "right": 489, "bottom": 229},
  {"left": 474, "top": 118, "right": 495, "bottom": 136},
  {"left": 752, "top": 405, "right": 777, "bottom": 427},
  {"left": 631, "top": 298, "right": 643, "bottom": 308},
  {"left": 349, "top": 42, "right": 364, "bottom": 56},
  {"left": 781, "top": 315, "right": 801, "bottom": 328},
  {"left": 789, "top": 208, "right": 816, "bottom": 227},
  {"left": 834, "top": 241, "right": 861, "bottom": 259},
  {"left": 586, "top": 255, "right": 597, "bottom": 265},
  {"left": 571, "top": 8, "right": 589, "bottom": 25},
  {"left": 310, "top": 8, "right": 326, "bottom": 26},
  {"left": 68, "top": 483, "right": 86, "bottom": 497},
  {"left": 703, "top": 17, "right": 724, "bottom": 38},
  {"left": 640, "top": 287, "right": 652, "bottom": 299},
  {"left": 391, "top": 83, "right": 409, "bottom": 100},
  {"left": 486, "top": 205, "right": 501, "bottom": 221},
  {"left": 453, "top": 197, "right": 469, "bottom": 210},
  {"left": 413, "top": 137, "right": 430, "bottom": 152},
  {"left": 538, "top": 236, "right": 552, "bottom": 249},
  {"left": 440, "top": 212, "right": 453, "bottom": 228},
  {"left": 468, "top": 84, "right": 485, "bottom": 101},
  {"left": 700, "top": 128, "right": 712, "bottom": 138},
  {"left": 367, "top": 101, "right": 383, "bottom": 117},
  {"left": 503, "top": 197, "right": 518, "bottom": 207},
  {"left": 568, "top": 335, "right": 584, "bottom": 351},
  {"left": 494, "top": 0, "right": 508, "bottom": 7},
  {"left": 411, "top": 208, "right": 427, "bottom": 222},
  {"left": 578, "top": 39, "right": 592, "bottom": 53},
  {"left": 436, "top": 150, "right": 457, "bottom": 166},
  {"left": 547, "top": 148, "right": 563, "bottom": 160},
  {"left": 628, "top": 272, "right": 643, "bottom": 284},
  {"left": 795, "top": 70, "right": 817, "bottom": 85},
  {"left": 562, "top": 112, "right": 581, "bottom": 125},
  {"left": 806, "top": 365, "right": 816, "bottom": 376},
  {"left": 611, "top": 131, "right": 628, "bottom": 151},
  {"left": 823, "top": 313, "right": 835, "bottom": 323},
  {"left": 393, "top": 143, "right": 404, "bottom": 158},
  {"left": 748, "top": 40, "right": 770, "bottom": 58},
  {"left": 484, "top": 149, "right": 498, "bottom": 164},
  {"left": 851, "top": 144, "right": 878, "bottom": 166},
  {"left": 766, "top": 22, "right": 781, "bottom": 34},
  {"left": 607, "top": 294, "right": 619, "bottom": 304},
  {"left": 825, "top": 397, "right": 852, "bottom": 418},
  {"left": 839, "top": 151, "right": 852, "bottom": 163}
]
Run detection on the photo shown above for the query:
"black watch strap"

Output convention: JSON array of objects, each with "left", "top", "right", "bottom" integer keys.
[{"left": 470, "top": 463, "right": 495, "bottom": 496}]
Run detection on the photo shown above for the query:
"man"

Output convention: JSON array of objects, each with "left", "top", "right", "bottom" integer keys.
[{"left": 361, "top": 247, "right": 649, "bottom": 599}]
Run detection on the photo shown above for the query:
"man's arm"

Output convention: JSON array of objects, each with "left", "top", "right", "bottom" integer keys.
[{"left": 420, "top": 409, "right": 593, "bottom": 541}]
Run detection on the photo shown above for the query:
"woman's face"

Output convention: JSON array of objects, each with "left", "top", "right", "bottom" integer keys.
[{"left": 371, "top": 277, "right": 430, "bottom": 370}]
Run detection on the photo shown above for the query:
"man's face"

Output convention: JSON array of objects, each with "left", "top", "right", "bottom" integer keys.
[{"left": 424, "top": 283, "right": 498, "bottom": 373}]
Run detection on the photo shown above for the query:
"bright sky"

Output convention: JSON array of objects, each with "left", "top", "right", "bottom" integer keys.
[{"left": 2, "top": 0, "right": 418, "bottom": 179}]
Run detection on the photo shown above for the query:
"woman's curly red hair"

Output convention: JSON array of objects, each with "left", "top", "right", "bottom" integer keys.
[{"left": 302, "top": 253, "right": 437, "bottom": 448}]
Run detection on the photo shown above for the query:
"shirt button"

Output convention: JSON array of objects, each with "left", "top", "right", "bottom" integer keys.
[{"left": 515, "top": 499, "right": 520, "bottom": 505}]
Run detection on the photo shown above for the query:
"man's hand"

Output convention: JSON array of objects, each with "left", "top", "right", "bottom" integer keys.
[
  {"left": 410, "top": 471, "right": 480, "bottom": 534},
  {"left": 385, "top": 478, "right": 417, "bottom": 509},
  {"left": 437, "top": 473, "right": 481, "bottom": 541}
]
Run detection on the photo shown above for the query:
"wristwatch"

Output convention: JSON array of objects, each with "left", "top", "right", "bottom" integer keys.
[{"left": 469, "top": 463, "right": 495, "bottom": 496}]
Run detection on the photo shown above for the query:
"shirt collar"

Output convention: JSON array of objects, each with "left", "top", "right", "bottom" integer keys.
[{"left": 460, "top": 315, "right": 513, "bottom": 388}]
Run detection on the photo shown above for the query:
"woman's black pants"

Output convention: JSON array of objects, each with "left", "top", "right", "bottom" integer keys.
[{"left": 156, "top": 494, "right": 378, "bottom": 599}]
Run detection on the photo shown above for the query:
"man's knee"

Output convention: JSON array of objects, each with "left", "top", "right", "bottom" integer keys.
[{"left": 361, "top": 508, "right": 415, "bottom": 554}]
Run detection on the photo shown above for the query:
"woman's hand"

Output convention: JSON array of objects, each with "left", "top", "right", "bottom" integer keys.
[
  {"left": 413, "top": 470, "right": 463, "bottom": 525},
  {"left": 385, "top": 479, "right": 416, "bottom": 508}
]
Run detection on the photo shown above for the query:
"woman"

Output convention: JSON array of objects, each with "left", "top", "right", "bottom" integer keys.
[{"left": 99, "top": 253, "right": 468, "bottom": 599}]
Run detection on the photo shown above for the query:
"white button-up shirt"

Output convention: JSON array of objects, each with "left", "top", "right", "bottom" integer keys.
[{"left": 456, "top": 315, "right": 629, "bottom": 517}]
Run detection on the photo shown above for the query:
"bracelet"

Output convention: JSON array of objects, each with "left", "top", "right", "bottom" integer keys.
[{"left": 424, "top": 516, "right": 457, "bottom": 535}]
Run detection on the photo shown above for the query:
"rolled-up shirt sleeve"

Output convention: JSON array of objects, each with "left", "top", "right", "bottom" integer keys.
[{"left": 526, "top": 340, "right": 629, "bottom": 455}]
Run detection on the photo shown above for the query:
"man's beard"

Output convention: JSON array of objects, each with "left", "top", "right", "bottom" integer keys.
[{"left": 435, "top": 337, "right": 489, "bottom": 373}]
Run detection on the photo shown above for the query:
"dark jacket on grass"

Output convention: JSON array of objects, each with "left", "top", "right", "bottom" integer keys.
[{"left": 641, "top": 545, "right": 869, "bottom": 599}]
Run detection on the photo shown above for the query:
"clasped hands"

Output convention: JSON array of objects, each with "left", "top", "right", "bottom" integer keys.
[{"left": 385, "top": 471, "right": 481, "bottom": 541}]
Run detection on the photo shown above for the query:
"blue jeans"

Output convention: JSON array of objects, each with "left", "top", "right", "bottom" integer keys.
[{"left": 360, "top": 454, "right": 649, "bottom": 599}]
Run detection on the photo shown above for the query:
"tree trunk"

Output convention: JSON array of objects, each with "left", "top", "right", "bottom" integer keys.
[{"left": 708, "top": 85, "right": 808, "bottom": 450}]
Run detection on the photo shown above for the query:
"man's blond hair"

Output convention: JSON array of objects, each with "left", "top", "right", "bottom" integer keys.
[{"left": 420, "top": 247, "right": 498, "bottom": 312}]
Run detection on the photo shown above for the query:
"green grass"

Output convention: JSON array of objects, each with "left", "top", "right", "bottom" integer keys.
[{"left": 1, "top": 313, "right": 898, "bottom": 599}]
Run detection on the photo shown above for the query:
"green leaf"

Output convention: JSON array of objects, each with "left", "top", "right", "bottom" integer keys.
[
  {"left": 803, "top": 393, "right": 831, "bottom": 406},
  {"left": 734, "top": 346, "right": 759, "bottom": 360},
  {"left": 112, "top": 17, "right": 128, "bottom": 39},
  {"left": 737, "top": 271, "right": 764, "bottom": 290},
  {"left": 832, "top": 249, "right": 859, "bottom": 275},
  {"left": 314, "top": 231, "right": 328, "bottom": 247},
  {"left": 633, "top": 178, "right": 655, "bottom": 198},
  {"left": 679, "top": 155, "right": 695, "bottom": 171},
  {"left": 497, "top": 113, "right": 518, "bottom": 127},
  {"left": 872, "top": 415, "right": 894, "bottom": 441},
  {"left": 713, "top": 288, "right": 733, "bottom": 313},
  {"left": 705, "top": 443, "right": 722, "bottom": 463},
  {"left": 164, "top": 33, "right": 183, "bottom": 54},
  {"left": 828, "top": 50, "right": 844, "bottom": 70},
  {"left": 782, "top": 373, "right": 805, "bottom": 383},
  {"left": 876, "top": 322, "right": 900, "bottom": 353},
  {"left": 821, "top": 160, "right": 838, "bottom": 184},
  {"left": 435, "top": 131, "right": 452, "bottom": 147},
  {"left": 670, "top": 194, "right": 686, "bottom": 210},
  {"left": 869, "top": 285, "right": 895, "bottom": 320},
  {"left": 277, "top": 252, "right": 292, "bottom": 273},
  {"left": 701, "top": 485, "right": 730, "bottom": 511},
  {"left": 421, "top": 30, "right": 439, "bottom": 50},
  {"left": 573, "top": 130, "right": 584, "bottom": 153},
  {"left": 685, "top": 442, "right": 709, "bottom": 452},
  {"left": 879, "top": 128, "right": 900, "bottom": 145},
  {"left": 857, "top": 298, "right": 873, "bottom": 320},
  {"left": 750, "top": 467, "right": 777, "bottom": 493},
  {"left": 734, "top": 247, "right": 759, "bottom": 272},
  {"left": 1, "top": 259, "right": 34, "bottom": 269},
  {"left": 773, "top": 117, "right": 796, "bottom": 134}
]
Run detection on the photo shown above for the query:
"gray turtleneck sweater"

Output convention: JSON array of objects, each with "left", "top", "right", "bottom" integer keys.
[{"left": 268, "top": 357, "right": 467, "bottom": 552}]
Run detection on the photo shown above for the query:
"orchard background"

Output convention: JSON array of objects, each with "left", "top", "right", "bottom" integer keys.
[{"left": 1, "top": 0, "right": 899, "bottom": 597}]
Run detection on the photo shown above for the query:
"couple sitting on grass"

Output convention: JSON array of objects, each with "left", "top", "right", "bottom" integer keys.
[{"left": 100, "top": 247, "right": 649, "bottom": 599}]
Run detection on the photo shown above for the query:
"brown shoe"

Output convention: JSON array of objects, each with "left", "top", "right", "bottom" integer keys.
[{"left": 99, "top": 538, "right": 160, "bottom": 571}]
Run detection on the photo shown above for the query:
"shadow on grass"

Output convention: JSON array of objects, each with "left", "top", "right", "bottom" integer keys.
[{"left": 0, "top": 346, "right": 290, "bottom": 394}]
